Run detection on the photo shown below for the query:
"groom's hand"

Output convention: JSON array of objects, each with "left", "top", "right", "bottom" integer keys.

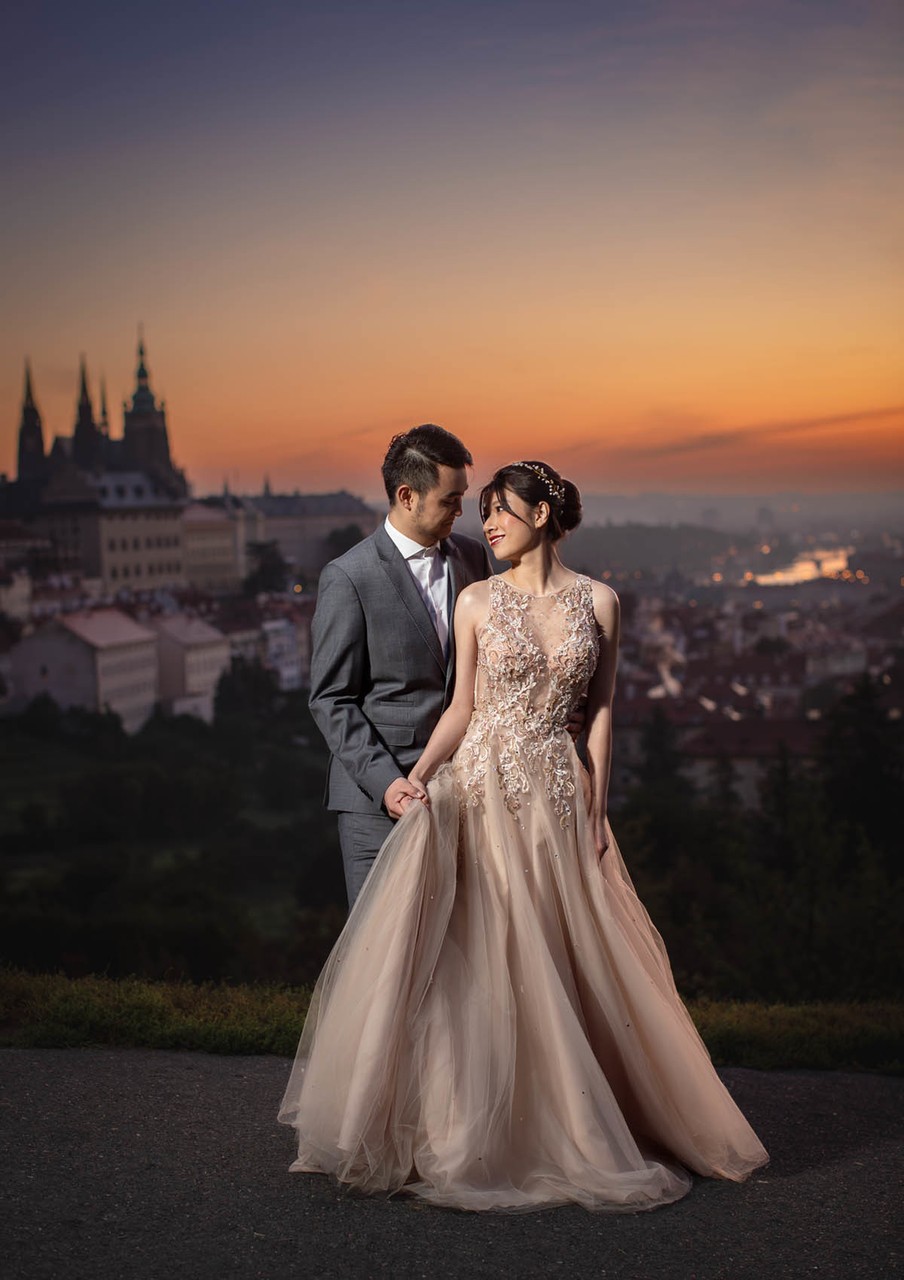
[
  {"left": 566, "top": 697, "right": 587, "bottom": 740},
  {"left": 384, "top": 776, "right": 427, "bottom": 818}
]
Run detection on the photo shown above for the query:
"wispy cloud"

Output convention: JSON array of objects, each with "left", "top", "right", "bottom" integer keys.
[
  {"left": 624, "top": 405, "right": 904, "bottom": 458},
  {"left": 565, "top": 405, "right": 904, "bottom": 462}
]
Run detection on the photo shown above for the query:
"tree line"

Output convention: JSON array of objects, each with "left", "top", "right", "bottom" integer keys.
[{"left": 0, "top": 662, "right": 900, "bottom": 998}]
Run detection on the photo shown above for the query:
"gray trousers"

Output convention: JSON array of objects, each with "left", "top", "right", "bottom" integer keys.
[{"left": 337, "top": 811, "right": 396, "bottom": 908}]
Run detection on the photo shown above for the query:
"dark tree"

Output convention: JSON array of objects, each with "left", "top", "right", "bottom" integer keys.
[
  {"left": 637, "top": 706, "right": 688, "bottom": 792},
  {"left": 243, "top": 540, "right": 289, "bottom": 595},
  {"left": 215, "top": 656, "right": 279, "bottom": 724},
  {"left": 819, "top": 674, "right": 903, "bottom": 876},
  {"left": 325, "top": 523, "right": 365, "bottom": 558}
]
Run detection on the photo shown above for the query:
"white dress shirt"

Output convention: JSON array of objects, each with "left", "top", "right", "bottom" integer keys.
[{"left": 384, "top": 515, "right": 450, "bottom": 654}]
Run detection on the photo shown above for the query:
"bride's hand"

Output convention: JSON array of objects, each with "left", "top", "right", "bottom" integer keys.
[{"left": 406, "top": 771, "right": 431, "bottom": 809}]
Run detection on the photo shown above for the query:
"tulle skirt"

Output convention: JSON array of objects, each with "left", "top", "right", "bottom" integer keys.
[{"left": 278, "top": 745, "right": 768, "bottom": 1211}]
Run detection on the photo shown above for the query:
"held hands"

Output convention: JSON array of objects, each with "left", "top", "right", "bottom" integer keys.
[{"left": 383, "top": 776, "right": 428, "bottom": 818}]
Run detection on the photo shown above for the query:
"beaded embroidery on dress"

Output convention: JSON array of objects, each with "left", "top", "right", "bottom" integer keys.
[
  {"left": 456, "top": 576, "right": 597, "bottom": 824},
  {"left": 279, "top": 574, "right": 768, "bottom": 1212}
]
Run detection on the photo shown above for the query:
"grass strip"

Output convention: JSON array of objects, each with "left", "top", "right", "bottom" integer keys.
[
  {"left": 0, "top": 969, "right": 311, "bottom": 1056},
  {"left": 0, "top": 969, "right": 901, "bottom": 1071}
]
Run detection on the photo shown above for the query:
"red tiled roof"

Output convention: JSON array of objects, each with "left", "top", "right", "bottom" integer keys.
[{"left": 60, "top": 609, "right": 157, "bottom": 649}]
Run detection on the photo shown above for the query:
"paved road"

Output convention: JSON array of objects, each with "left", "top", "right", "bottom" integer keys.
[{"left": 1, "top": 1049, "right": 901, "bottom": 1280}]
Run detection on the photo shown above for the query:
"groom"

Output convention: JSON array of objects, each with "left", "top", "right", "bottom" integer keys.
[{"left": 308, "top": 424, "right": 493, "bottom": 906}]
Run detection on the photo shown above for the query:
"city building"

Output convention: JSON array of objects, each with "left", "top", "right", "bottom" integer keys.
[
  {"left": 250, "top": 484, "right": 379, "bottom": 581},
  {"left": 10, "top": 609, "right": 158, "bottom": 732},
  {"left": 260, "top": 616, "right": 304, "bottom": 690},
  {"left": 0, "top": 570, "right": 31, "bottom": 622},
  {"left": 150, "top": 614, "right": 231, "bottom": 722},
  {"left": 182, "top": 494, "right": 264, "bottom": 593}
]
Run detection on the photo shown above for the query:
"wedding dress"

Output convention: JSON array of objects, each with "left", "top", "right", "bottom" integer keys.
[{"left": 279, "top": 575, "right": 768, "bottom": 1211}]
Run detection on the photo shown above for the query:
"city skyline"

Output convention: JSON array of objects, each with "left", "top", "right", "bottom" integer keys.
[{"left": 3, "top": 0, "right": 902, "bottom": 496}]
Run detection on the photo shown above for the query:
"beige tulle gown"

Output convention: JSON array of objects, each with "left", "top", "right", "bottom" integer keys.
[{"left": 279, "top": 576, "right": 768, "bottom": 1211}]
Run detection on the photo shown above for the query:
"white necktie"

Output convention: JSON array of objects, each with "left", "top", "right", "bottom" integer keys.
[{"left": 415, "top": 546, "right": 448, "bottom": 653}]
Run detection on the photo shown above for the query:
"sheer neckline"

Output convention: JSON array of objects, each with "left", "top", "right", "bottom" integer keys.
[{"left": 495, "top": 573, "right": 584, "bottom": 600}]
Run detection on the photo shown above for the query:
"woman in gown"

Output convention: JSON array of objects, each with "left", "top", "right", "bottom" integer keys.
[{"left": 279, "top": 461, "right": 768, "bottom": 1212}]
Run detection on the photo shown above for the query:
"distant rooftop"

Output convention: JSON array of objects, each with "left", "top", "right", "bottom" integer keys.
[
  {"left": 88, "top": 472, "right": 182, "bottom": 509},
  {"left": 248, "top": 490, "right": 375, "bottom": 518},
  {"left": 60, "top": 609, "right": 157, "bottom": 649},
  {"left": 183, "top": 502, "right": 232, "bottom": 524},
  {"left": 151, "top": 614, "right": 227, "bottom": 647}
]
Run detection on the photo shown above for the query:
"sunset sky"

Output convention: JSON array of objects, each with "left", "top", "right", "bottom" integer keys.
[{"left": 2, "top": 0, "right": 902, "bottom": 498}]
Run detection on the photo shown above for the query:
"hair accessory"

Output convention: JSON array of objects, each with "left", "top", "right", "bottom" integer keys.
[{"left": 510, "top": 462, "right": 566, "bottom": 506}]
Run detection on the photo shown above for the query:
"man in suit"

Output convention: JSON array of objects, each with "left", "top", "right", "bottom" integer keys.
[{"left": 309, "top": 424, "right": 493, "bottom": 906}]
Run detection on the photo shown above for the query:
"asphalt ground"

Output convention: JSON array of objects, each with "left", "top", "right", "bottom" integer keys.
[{"left": 1, "top": 1048, "right": 901, "bottom": 1280}]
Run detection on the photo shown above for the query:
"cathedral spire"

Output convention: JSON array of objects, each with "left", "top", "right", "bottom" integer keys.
[
  {"left": 130, "top": 325, "right": 156, "bottom": 413},
  {"left": 123, "top": 326, "right": 180, "bottom": 489},
  {"left": 77, "top": 354, "right": 92, "bottom": 411},
  {"left": 73, "top": 355, "right": 100, "bottom": 469},
  {"left": 23, "top": 358, "right": 37, "bottom": 409},
  {"left": 17, "top": 358, "right": 46, "bottom": 481},
  {"left": 99, "top": 377, "right": 109, "bottom": 434}
]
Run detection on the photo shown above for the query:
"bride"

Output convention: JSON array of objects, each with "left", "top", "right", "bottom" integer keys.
[{"left": 278, "top": 461, "right": 768, "bottom": 1212}]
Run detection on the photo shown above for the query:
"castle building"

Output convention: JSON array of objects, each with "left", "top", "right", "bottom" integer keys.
[
  {"left": 4, "top": 336, "right": 189, "bottom": 589},
  {"left": 122, "top": 338, "right": 180, "bottom": 482}
]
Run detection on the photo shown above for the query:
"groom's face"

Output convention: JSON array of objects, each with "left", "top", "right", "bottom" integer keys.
[{"left": 403, "top": 465, "right": 468, "bottom": 546}]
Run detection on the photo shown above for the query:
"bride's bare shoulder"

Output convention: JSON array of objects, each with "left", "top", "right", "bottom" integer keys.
[
  {"left": 456, "top": 579, "right": 492, "bottom": 615},
  {"left": 453, "top": 578, "right": 489, "bottom": 622},
  {"left": 585, "top": 578, "right": 620, "bottom": 634}
]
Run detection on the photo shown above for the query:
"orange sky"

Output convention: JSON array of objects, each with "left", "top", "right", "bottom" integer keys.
[{"left": 2, "top": 1, "right": 902, "bottom": 497}]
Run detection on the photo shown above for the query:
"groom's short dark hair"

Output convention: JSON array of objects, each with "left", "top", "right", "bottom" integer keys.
[{"left": 382, "top": 424, "right": 473, "bottom": 503}]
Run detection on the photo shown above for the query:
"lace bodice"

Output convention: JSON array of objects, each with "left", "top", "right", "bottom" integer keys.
[{"left": 453, "top": 574, "right": 599, "bottom": 826}]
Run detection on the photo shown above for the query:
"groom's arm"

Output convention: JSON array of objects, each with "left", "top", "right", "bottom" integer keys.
[{"left": 308, "top": 562, "right": 408, "bottom": 809}]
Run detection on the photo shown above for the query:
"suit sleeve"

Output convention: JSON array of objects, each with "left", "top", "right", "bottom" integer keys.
[{"left": 308, "top": 562, "right": 406, "bottom": 808}]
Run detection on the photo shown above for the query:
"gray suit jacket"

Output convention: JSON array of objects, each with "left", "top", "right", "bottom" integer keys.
[{"left": 309, "top": 524, "right": 493, "bottom": 814}]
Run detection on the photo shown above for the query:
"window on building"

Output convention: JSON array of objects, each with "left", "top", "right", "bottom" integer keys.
[
  {"left": 111, "top": 568, "right": 118, "bottom": 579},
  {"left": 123, "top": 566, "right": 130, "bottom": 577}
]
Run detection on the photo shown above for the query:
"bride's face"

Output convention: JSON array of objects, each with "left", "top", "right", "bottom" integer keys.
[{"left": 483, "top": 488, "right": 542, "bottom": 559}]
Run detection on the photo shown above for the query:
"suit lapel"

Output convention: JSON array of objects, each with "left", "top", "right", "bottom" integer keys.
[{"left": 374, "top": 526, "right": 446, "bottom": 672}]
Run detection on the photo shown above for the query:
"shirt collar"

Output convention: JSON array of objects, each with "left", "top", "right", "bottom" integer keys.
[{"left": 384, "top": 514, "right": 439, "bottom": 560}]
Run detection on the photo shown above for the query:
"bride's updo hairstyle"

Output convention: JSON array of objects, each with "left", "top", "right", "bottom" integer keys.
[{"left": 479, "top": 461, "right": 582, "bottom": 542}]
